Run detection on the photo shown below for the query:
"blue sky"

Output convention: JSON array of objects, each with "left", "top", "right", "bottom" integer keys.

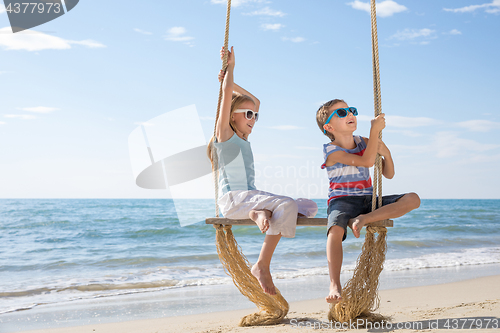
[{"left": 1, "top": 0, "right": 499, "bottom": 199}]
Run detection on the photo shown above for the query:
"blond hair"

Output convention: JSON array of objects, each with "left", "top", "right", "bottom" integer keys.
[
  {"left": 316, "top": 99, "right": 345, "bottom": 142},
  {"left": 207, "top": 92, "right": 256, "bottom": 164}
]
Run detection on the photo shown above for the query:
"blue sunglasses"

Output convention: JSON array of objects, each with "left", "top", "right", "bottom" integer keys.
[{"left": 323, "top": 107, "right": 358, "bottom": 134}]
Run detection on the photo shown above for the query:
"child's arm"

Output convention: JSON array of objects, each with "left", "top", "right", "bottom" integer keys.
[
  {"left": 361, "top": 138, "right": 395, "bottom": 178},
  {"left": 378, "top": 139, "right": 395, "bottom": 179},
  {"left": 216, "top": 78, "right": 260, "bottom": 113},
  {"left": 233, "top": 83, "right": 260, "bottom": 113},
  {"left": 325, "top": 114, "right": 386, "bottom": 167},
  {"left": 216, "top": 46, "right": 235, "bottom": 143}
]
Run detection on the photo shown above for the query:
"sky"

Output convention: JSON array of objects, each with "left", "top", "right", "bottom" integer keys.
[{"left": 1, "top": 0, "right": 499, "bottom": 200}]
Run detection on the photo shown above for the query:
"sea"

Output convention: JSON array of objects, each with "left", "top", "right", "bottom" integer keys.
[{"left": 1, "top": 199, "right": 499, "bottom": 332}]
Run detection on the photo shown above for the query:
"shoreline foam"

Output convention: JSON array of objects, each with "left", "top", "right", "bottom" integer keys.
[
  {"left": 2, "top": 263, "right": 500, "bottom": 333},
  {"left": 9, "top": 274, "right": 500, "bottom": 333}
]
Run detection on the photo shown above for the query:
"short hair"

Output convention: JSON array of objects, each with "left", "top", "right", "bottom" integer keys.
[{"left": 316, "top": 99, "right": 345, "bottom": 141}]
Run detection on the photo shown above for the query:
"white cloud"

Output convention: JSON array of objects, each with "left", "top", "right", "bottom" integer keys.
[
  {"left": 244, "top": 7, "right": 286, "bottom": 17},
  {"left": 444, "top": 0, "right": 500, "bottom": 14},
  {"left": 67, "top": 39, "right": 105, "bottom": 48},
  {"left": 356, "top": 114, "right": 436, "bottom": 127},
  {"left": 356, "top": 115, "right": 437, "bottom": 127},
  {"left": 456, "top": 153, "right": 500, "bottom": 165},
  {"left": 386, "top": 115, "right": 437, "bottom": 128},
  {"left": 295, "top": 146, "right": 321, "bottom": 150},
  {"left": 211, "top": 0, "right": 269, "bottom": 7},
  {"left": 389, "top": 144, "right": 429, "bottom": 155},
  {"left": 269, "top": 125, "right": 302, "bottom": 130},
  {"left": 1, "top": 4, "right": 5, "bottom": 14},
  {"left": 455, "top": 120, "right": 500, "bottom": 132},
  {"left": 384, "top": 129, "right": 423, "bottom": 137},
  {"left": 134, "top": 28, "right": 152, "bottom": 35},
  {"left": 0, "top": 27, "right": 105, "bottom": 51},
  {"left": 0, "top": 121, "right": 5, "bottom": 125},
  {"left": 347, "top": 0, "right": 408, "bottom": 18},
  {"left": 272, "top": 154, "right": 304, "bottom": 159},
  {"left": 4, "top": 114, "right": 37, "bottom": 120},
  {"left": 449, "top": 29, "right": 462, "bottom": 35},
  {"left": 356, "top": 114, "right": 373, "bottom": 122},
  {"left": 164, "top": 27, "right": 194, "bottom": 47},
  {"left": 261, "top": 23, "right": 284, "bottom": 31},
  {"left": 282, "top": 37, "right": 305, "bottom": 43},
  {"left": 17, "top": 107, "right": 59, "bottom": 113},
  {"left": 434, "top": 131, "right": 500, "bottom": 158},
  {"left": 389, "top": 28, "right": 436, "bottom": 41}
]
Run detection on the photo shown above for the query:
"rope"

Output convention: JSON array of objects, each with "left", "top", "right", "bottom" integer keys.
[
  {"left": 370, "top": 0, "right": 383, "bottom": 211},
  {"left": 328, "top": 226, "right": 387, "bottom": 323},
  {"left": 212, "top": 0, "right": 232, "bottom": 218},
  {"left": 210, "top": 0, "right": 289, "bottom": 326},
  {"left": 215, "top": 225, "right": 289, "bottom": 326},
  {"left": 328, "top": 0, "right": 389, "bottom": 325}
]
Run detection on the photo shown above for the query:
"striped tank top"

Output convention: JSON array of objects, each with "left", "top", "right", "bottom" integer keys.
[{"left": 321, "top": 135, "right": 373, "bottom": 205}]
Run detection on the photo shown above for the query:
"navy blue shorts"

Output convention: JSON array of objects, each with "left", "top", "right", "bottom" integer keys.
[{"left": 327, "top": 194, "right": 405, "bottom": 241}]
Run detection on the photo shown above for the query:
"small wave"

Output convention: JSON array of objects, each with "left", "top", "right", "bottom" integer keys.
[
  {"left": 384, "top": 247, "right": 500, "bottom": 271},
  {"left": 389, "top": 240, "right": 430, "bottom": 248},
  {"left": 0, "top": 303, "right": 44, "bottom": 315},
  {"left": 0, "top": 280, "right": 179, "bottom": 299},
  {"left": 2, "top": 247, "right": 499, "bottom": 316},
  {"left": 177, "top": 277, "right": 232, "bottom": 287}
]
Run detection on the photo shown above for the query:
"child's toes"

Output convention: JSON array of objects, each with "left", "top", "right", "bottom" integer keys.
[{"left": 262, "top": 220, "right": 269, "bottom": 233}]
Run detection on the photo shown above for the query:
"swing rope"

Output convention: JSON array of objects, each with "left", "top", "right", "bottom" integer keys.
[
  {"left": 210, "top": 0, "right": 289, "bottom": 326},
  {"left": 328, "top": 0, "right": 389, "bottom": 324},
  {"left": 210, "top": 0, "right": 390, "bottom": 326}
]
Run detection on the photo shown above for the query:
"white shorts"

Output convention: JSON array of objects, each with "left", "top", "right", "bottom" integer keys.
[{"left": 218, "top": 190, "right": 318, "bottom": 238}]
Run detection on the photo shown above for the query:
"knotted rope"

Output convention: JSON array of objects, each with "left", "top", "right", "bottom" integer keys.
[
  {"left": 328, "top": 0, "right": 389, "bottom": 325},
  {"left": 210, "top": 0, "right": 289, "bottom": 326}
]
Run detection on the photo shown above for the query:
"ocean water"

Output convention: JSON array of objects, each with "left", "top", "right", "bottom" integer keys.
[{"left": 1, "top": 199, "right": 499, "bottom": 327}]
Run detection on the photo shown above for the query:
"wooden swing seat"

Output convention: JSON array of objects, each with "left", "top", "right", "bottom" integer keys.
[{"left": 206, "top": 218, "right": 393, "bottom": 227}]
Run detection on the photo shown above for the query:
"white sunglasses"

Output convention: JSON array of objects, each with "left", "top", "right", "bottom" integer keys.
[{"left": 234, "top": 109, "right": 259, "bottom": 121}]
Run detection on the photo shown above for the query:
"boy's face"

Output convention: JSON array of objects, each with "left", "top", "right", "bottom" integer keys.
[{"left": 324, "top": 102, "right": 357, "bottom": 135}]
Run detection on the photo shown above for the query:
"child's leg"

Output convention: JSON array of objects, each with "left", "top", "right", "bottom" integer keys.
[
  {"left": 223, "top": 190, "right": 299, "bottom": 295},
  {"left": 249, "top": 209, "right": 272, "bottom": 233},
  {"left": 251, "top": 196, "right": 298, "bottom": 295},
  {"left": 251, "top": 234, "right": 281, "bottom": 295},
  {"left": 351, "top": 192, "right": 420, "bottom": 238},
  {"left": 326, "top": 225, "right": 344, "bottom": 303}
]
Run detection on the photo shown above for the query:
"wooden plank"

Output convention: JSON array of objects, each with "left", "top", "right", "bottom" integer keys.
[{"left": 206, "top": 217, "right": 393, "bottom": 227}]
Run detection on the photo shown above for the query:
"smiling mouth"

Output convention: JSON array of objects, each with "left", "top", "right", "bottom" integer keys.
[{"left": 347, "top": 120, "right": 355, "bottom": 124}]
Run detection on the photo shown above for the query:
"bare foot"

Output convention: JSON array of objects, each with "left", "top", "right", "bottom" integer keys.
[
  {"left": 251, "top": 263, "right": 276, "bottom": 295},
  {"left": 249, "top": 209, "right": 271, "bottom": 233},
  {"left": 349, "top": 215, "right": 367, "bottom": 238},
  {"left": 326, "top": 285, "right": 342, "bottom": 304}
]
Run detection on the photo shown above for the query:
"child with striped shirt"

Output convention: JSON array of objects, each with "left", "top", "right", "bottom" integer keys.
[{"left": 316, "top": 99, "right": 420, "bottom": 304}]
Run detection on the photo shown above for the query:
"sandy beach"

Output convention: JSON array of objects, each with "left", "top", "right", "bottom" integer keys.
[{"left": 16, "top": 274, "right": 499, "bottom": 333}]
